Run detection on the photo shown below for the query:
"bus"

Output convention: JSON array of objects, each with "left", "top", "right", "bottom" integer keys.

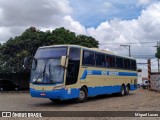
[{"left": 24, "top": 45, "right": 137, "bottom": 103}]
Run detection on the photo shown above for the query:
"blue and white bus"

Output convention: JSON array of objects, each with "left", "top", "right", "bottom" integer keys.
[{"left": 24, "top": 45, "right": 137, "bottom": 103}]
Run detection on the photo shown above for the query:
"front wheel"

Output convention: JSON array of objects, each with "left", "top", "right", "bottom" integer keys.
[{"left": 76, "top": 87, "right": 88, "bottom": 103}]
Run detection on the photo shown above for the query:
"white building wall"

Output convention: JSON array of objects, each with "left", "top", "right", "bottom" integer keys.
[{"left": 150, "top": 73, "right": 160, "bottom": 91}]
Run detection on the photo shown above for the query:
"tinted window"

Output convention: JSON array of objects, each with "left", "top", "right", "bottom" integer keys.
[
  {"left": 107, "top": 55, "right": 115, "bottom": 67},
  {"left": 131, "top": 60, "right": 136, "bottom": 70},
  {"left": 35, "top": 47, "right": 67, "bottom": 58},
  {"left": 96, "top": 53, "right": 106, "bottom": 67},
  {"left": 124, "top": 59, "right": 131, "bottom": 69},
  {"left": 66, "top": 48, "right": 80, "bottom": 85},
  {"left": 116, "top": 57, "right": 123, "bottom": 68},
  {"left": 82, "top": 51, "right": 95, "bottom": 66}
]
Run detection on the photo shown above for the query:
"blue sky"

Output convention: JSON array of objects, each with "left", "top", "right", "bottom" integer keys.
[
  {"left": 0, "top": 0, "right": 160, "bottom": 70},
  {"left": 69, "top": 0, "right": 152, "bottom": 27}
]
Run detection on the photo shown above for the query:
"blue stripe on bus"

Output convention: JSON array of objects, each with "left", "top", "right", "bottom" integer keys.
[
  {"left": 30, "top": 84, "right": 137, "bottom": 99},
  {"left": 80, "top": 70, "right": 137, "bottom": 80}
]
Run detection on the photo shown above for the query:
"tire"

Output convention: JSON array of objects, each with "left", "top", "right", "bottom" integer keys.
[
  {"left": 143, "top": 86, "right": 145, "bottom": 89},
  {"left": 125, "top": 85, "right": 130, "bottom": 95},
  {"left": 49, "top": 99, "right": 61, "bottom": 103},
  {"left": 119, "top": 85, "right": 125, "bottom": 96},
  {"left": 0, "top": 88, "right": 3, "bottom": 91},
  {"left": 76, "top": 87, "right": 88, "bottom": 103},
  {"left": 15, "top": 87, "right": 19, "bottom": 91}
]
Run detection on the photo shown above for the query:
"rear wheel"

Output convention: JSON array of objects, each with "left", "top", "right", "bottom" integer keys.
[
  {"left": 76, "top": 87, "right": 88, "bottom": 103},
  {"left": 119, "top": 85, "right": 125, "bottom": 96},
  {"left": 49, "top": 99, "right": 61, "bottom": 103},
  {"left": 125, "top": 85, "right": 130, "bottom": 95}
]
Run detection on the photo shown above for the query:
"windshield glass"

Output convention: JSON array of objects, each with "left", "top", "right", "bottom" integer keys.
[
  {"left": 31, "top": 59, "right": 64, "bottom": 84},
  {"left": 35, "top": 47, "right": 67, "bottom": 59},
  {"left": 30, "top": 47, "right": 67, "bottom": 84}
]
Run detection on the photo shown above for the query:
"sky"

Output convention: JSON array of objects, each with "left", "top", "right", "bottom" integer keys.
[{"left": 0, "top": 0, "right": 160, "bottom": 73}]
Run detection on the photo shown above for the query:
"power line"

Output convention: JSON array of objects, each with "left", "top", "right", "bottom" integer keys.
[
  {"left": 120, "top": 45, "right": 131, "bottom": 57},
  {"left": 100, "top": 41, "right": 156, "bottom": 44}
]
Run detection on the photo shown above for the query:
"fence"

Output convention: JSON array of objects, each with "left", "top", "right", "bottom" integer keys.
[{"left": 150, "top": 73, "right": 160, "bottom": 91}]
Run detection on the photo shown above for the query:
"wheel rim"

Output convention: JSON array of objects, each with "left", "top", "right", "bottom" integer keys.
[
  {"left": 79, "top": 90, "right": 85, "bottom": 100},
  {"left": 122, "top": 87, "right": 125, "bottom": 95},
  {"left": 126, "top": 86, "right": 129, "bottom": 94},
  {"left": 15, "top": 88, "right": 18, "bottom": 91},
  {"left": 0, "top": 88, "right": 3, "bottom": 91}
]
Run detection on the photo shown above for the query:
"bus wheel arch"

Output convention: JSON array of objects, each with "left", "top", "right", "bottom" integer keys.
[{"left": 81, "top": 85, "right": 88, "bottom": 92}]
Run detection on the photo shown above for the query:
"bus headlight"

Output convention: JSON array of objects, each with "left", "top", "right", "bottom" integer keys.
[{"left": 53, "top": 85, "right": 65, "bottom": 90}]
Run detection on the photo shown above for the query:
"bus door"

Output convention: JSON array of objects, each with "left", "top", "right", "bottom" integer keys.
[{"left": 66, "top": 47, "right": 81, "bottom": 85}]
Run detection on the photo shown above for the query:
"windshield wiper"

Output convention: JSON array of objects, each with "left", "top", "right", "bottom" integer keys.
[{"left": 33, "top": 60, "right": 48, "bottom": 83}]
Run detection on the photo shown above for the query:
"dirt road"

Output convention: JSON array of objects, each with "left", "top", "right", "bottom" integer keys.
[{"left": 0, "top": 88, "right": 160, "bottom": 120}]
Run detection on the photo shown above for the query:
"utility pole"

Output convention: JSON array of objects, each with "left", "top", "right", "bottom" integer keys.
[
  {"left": 154, "top": 41, "right": 160, "bottom": 72},
  {"left": 120, "top": 45, "right": 131, "bottom": 57},
  {"left": 158, "top": 42, "right": 160, "bottom": 72},
  {"left": 148, "top": 59, "right": 151, "bottom": 89}
]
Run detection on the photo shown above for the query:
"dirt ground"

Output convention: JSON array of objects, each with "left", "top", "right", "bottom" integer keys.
[{"left": 0, "top": 88, "right": 160, "bottom": 120}]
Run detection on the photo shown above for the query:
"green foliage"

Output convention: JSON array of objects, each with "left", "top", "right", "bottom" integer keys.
[
  {"left": 155, "top": 47, "right": 160, "bottom": 59},
  {"left": 0, "top": 27, "right": 99, "bottom": 73}
]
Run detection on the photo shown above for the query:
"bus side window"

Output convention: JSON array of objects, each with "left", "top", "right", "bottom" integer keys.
[
  {"left": 95, "top": 53, "right": 106, "bottom": 67},
  {"left": 106, "top": 55, "right": 109, "bottom": 67},
  {"left": 131, "top": 60, "right": 136, "bottom": 70},
  {"left": 116, "top": 57, "right": 124, "bottom": 69},
  {"left": 124, "top": 59, "right": 131, "bottom": 70},
  {"left": 108, "top": 55, "right": 115, "bottom": 68},
  {"left": 82, "top": 51, "right": 95, "bottom": 66}
]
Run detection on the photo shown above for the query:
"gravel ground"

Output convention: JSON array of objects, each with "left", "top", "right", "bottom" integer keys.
[{"left": 0, "top": 88, "right": 160, "bottom": 120}]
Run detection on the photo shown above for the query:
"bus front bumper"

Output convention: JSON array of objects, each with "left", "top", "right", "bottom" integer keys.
[{"left": 30, "top": 88, "right": 79, "bottom": 100}]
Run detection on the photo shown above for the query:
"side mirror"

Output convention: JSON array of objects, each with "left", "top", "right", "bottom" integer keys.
[
  {"left": 23, "top": 57, "right": 37, "bottom": 70},
  {"left": 60, "top": 56, "right": 67, "bottom": 67}
]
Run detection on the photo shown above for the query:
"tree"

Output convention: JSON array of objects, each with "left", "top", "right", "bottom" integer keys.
[
  {"left": 155, "top": 47, "right": 160, "bottom": 59},
  {"left": 0, "top": 27, "right": 99, "bottom": 73}
]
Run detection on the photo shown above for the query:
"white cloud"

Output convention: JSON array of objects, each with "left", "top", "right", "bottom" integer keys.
[
  {"left": 0, "top": 0, "right": 72, "bottom": 42},
  {"left": 137, "top": 0, "right": 150, "bottom": 5},
  {"left": 63, "top": 16, "right": 87, "bottom": 35},
  {"left": 87, "top": 2, "right": 160, "bottom": 50},
  {"left": 0, "top": 0, "right": 160, "bottom": 72},
  {"left": 86, "top": 2, "right": 160, "bottom": 70}
]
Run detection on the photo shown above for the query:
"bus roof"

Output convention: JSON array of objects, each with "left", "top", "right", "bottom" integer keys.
[{"left": 39, "top": 44, "right": 136, "bottom": 60}]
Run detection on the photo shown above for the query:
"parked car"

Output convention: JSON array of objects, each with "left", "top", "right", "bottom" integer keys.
[
  {"left": 0, "top": 79, "right": 19, "bottom": 91},
  {"left": 137, "top": 83, "right": 142, "bottom": 88},
  {"left": 142, "top": 80, "right": 149, "bottom": 89}
]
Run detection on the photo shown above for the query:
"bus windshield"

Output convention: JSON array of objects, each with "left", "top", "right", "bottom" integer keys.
[
  {"left": 30, "top": 47, "right": 67, "bottom": 84},
  {"left": 35, "top": 47, "right": 67, "bottom": 59}
]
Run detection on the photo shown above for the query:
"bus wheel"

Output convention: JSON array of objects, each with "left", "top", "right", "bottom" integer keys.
[
  {"left": 125, "top": 85, "right": 130, "bottom": 95},
  {"left": 49, "top": 99, "right": 61, "bottom": 103},
  {"left": 0, "top": 88, "right": 3, "bottom": 91},
  {"left": 76, "top": 87, "right": 88, "bottom": 103},
  {"left": 119, "top": 85, "right": 125, "bottom": 96}
]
